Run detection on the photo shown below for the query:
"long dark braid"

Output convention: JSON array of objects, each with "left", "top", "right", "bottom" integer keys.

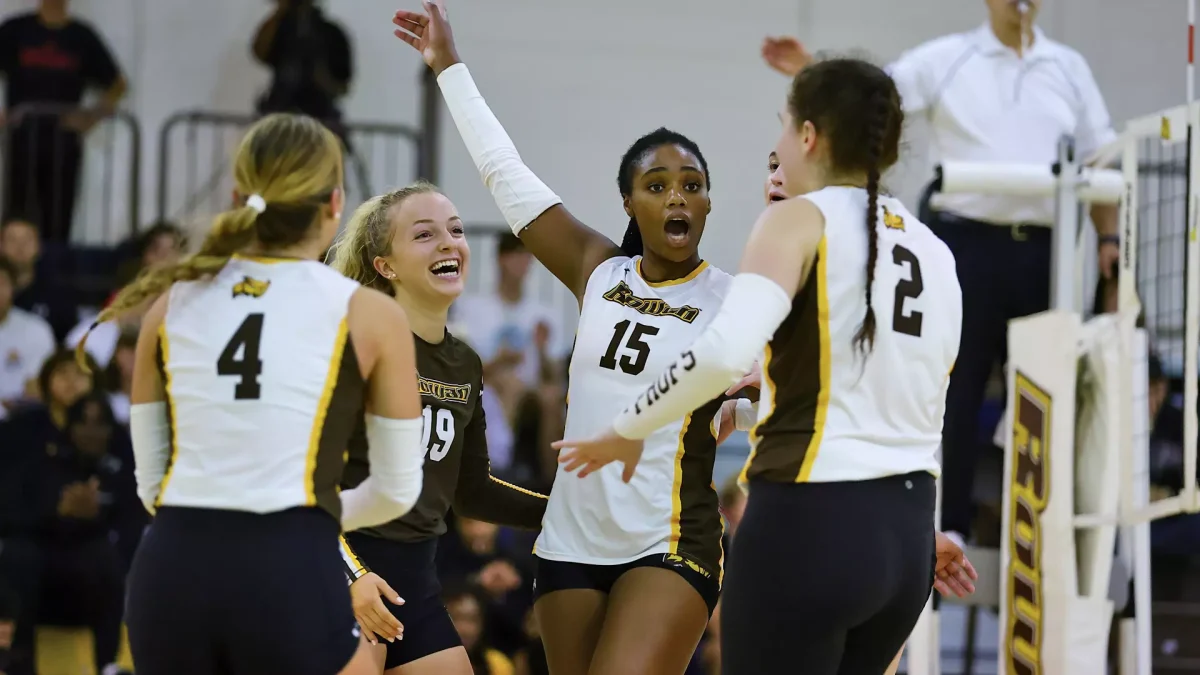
[{"left": 851, "top": 91, "right": 891, "bottom": 356}]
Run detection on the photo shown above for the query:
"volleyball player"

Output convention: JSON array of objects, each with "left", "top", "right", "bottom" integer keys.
[
  {"left": 556, "top": 59, "right": 965, "bottom": 674},
  {"left": 326, "top": 182, "right": 549, "bottom": 675},
  {"left": 394, "top": 5, "right": 730, "bottom": 674},
  {"left": 79, "top": 114, "right": 427, "bottom": 675}
]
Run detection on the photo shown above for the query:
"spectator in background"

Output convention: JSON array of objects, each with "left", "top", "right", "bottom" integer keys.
[
  {"left": 1, "top": 214, "right": 79, "bottom": 340},
  {"left": 0, "top": 0, "right": 127, "bottom": 244},
  {"left": 443, "top": 583, "right": 516, "bottom": 675},
  {"left": 763, "top": 0, "right": 1120, "bottom": 547},
  {"left": 252, "top": 0, "right": 353, "bottom": 138},
  {"left": 0, "top": 257, "right": 55, "bottom": 419},
  {"left": 67, "top": 221, "right": 183, "bottom": 369},
  {"left": 438, "top": 516, "right": 533, "bottom": 657},
  {"left": 0, "top": 349, "right": 99, "bottom": 675},
  {"left": 36, "top": 392, "right": 140, "bottom": 675}
]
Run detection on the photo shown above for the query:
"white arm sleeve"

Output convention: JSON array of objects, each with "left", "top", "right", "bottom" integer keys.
[
  {"left": 734, "top": 398, "right": 759, "bottom": 432},
  {"left": 339, "top": 415, "right": 424, "bottom": 532},
  {"left": 613, "top": 273, "right": 793, "bottom": 440},
  {"left": 437, "top": 63, "right": 563, "bottom": 235},
  {"left": 129, "top": 402, "right": 171, "bottom": 514}
]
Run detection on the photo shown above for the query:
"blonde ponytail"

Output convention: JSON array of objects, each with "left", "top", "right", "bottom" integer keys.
[
  {"left": 76, "top": 113, "right": 344, "bottom": 372},
  {"left": 326, "top": 180, "right": 439, "bottom": 294}
]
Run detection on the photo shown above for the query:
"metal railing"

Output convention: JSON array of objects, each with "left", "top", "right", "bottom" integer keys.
[
  {"left": 0, "top": 102, "right": 141, "bottom": 244},
  {"left": 155, "top": 110, "right": 428, "bottom": 226}
]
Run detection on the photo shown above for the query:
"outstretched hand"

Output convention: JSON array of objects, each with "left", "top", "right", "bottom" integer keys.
[
  {"left": 393, "top": 0, "right": 461, "bottom": 75},
  {"left": 552, "top": 426, "right": 645, "bottom": 483}
]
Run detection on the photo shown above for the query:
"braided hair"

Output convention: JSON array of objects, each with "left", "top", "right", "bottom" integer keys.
[
  {"left": 787, "top": 58, "right": 903, "bottom": 356},
  {"left": 615, "top": 127, "right": 711, "bottom": 257}
]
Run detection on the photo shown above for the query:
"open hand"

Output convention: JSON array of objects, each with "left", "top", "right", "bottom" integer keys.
[
  {"left": 393, "top": 0, "right": 461, "bottom": 75},
  {"left": 933, "top": 531, "right": 978, "bottom": 598},
  {"left": 761, "top": 36, "right": 812, "bottom": 78},
  {"left": 349, "top": 572, "right": 405, "bottom": 645},
  {"left": 552, "top": 426, "right": 645, "bottom": 482}
]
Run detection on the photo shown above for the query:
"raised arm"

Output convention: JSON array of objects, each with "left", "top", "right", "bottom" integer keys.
[
  {"left": 340, "top": 288, "right": 425, "bottom": 531},
  {"left": 555, "top": 198, "right": 825, "bottom": 481},
  {"left": 393, "top": 2, "right": 621, "bottom": 301}
]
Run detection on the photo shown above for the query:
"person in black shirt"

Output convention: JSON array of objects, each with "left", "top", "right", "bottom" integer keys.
[
  {"left": 0, "top": 0, "right": 127, "bottom": 244},
  {"left": 252, "top": 0, "right": 352, "bottom": 138},
  {"left": 328, "top": 182, "right": 547, "bottom": 675}
]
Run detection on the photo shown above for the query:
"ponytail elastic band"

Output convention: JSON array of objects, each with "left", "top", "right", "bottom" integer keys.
[{"left": 246, "top": 194, "right": 267, "bottom": 214}]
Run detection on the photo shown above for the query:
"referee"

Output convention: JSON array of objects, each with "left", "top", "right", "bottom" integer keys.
[{"left": 763, "top": 0, "right": 1119, "bottom": 547}]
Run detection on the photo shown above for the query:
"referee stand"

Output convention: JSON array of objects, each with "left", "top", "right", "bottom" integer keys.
[{"left": 905, "top": 135, "right": 1140, "bottom": 675}]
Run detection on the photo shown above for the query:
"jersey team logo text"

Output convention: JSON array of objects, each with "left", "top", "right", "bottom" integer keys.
[
  {"left": 417, "top": 376, "right": 471, "bottom": 404},
  {"left": 1005, "top": 372, "right": 1051, "bottom": 675},
  {"left": 882, "top": 206, "right": 905, "bottom": 231},
  {"left": 602, "top": 281, "right": 700, "bottom": 323},
  {"left": 232, "top": 276, "right": 271, "bottom": 298},
  {"left": 663, "top": 553, "right": 711, "bottom": 579}
]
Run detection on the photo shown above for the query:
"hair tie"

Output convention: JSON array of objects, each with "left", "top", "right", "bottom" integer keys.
[{"left": 246, "top": 194, "right": 267, "bottom": 214}]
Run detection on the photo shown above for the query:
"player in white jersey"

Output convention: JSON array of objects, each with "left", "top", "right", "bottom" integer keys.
[
  {"left": 556, "top": 59, "right": 965, "bottom": 674},
  {"left": 76, "top": 114, "right": 427, "bottom": 675},
  {"left": 394, "top": 5, "right": 730, "bottom": 673}
]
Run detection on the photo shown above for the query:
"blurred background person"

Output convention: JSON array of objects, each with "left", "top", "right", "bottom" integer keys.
[
  {"left": 252, "top": 0, "right": 353, "bottom": 140},
  {"left": 0, "top": 256, "right": 54, "bottom": 419},
  {"left": 0, "top": 0, "right": 126, "bottom": 245}
]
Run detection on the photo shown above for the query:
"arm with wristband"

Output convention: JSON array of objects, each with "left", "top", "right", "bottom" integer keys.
[
  {"left": 393, "top": 2, "right": 622, "bottom": 302},
  {"left": 553, "top": 198, "right": 825, "bottom": 481}
]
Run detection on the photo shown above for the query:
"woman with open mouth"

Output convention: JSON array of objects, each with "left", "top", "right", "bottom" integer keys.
[
  {"left": 393, "top": 3, "right": 735, "bottom": 673},
  {"left": 327, "top": 181, "right": 549, "bottom": 675}
]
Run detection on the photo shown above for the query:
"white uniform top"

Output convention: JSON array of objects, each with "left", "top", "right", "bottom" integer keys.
[
  {"left": 891, "top": 23, "right": 1116, "bottom": 226},
  {"left": 745, "top": 187, "right": 962, "bottom": 485},
  {"left": 156, "top": 255, "right": 363, "bottom": 516},
  {"left": 536, "top": 257, "right": 731, "bottom": 573}
]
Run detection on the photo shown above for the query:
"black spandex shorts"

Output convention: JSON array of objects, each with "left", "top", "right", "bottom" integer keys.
[
  {"left": 343, "top": 533, "right": 462, "bottom": 669},
  {"left": 719, "top": 472, "right": 937, "bottom": 675},
  {"left": 125, "top": 507, "right": 359, "bottom": 675},
  {"left": 533, "top": 551, "right": 720, "bottom": 616}
]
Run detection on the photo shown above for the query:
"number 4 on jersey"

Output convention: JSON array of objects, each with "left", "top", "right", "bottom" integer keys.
[{"left": 217, "top": 313, "right": 265, "bottom": 399}]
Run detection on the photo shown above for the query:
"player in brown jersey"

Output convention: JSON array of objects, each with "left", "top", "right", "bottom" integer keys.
[{"left": 327, "top": 182, "right": 548, "bottom": 675}]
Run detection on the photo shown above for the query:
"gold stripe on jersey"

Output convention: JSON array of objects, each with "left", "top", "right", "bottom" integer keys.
[
  {"left": 636, "top": 259, "right": 709, "bottom": 288},
  {"left": 601, "top": 281, "right": 701, "bottom": 324},
  {"left": 417, "top": 377, "right": 471, "bottom": 404},
  {"left": 739, "top": 344, "right": 778, "bottom": 486},
  {"left": 305, "top": 318, "right": 349, "bottom": 505},
  {"left": 796, "top": 236, "right": 832, "bottom": 483},
  {"left": 667, "top": 397, "right": 725, "bottom": 577},
  {"left": 339, "top": 535, "right": 368, "bottom": 575},
  {"left": 742, "top": 236, "right": 830, "bottom": 484},
  {"left": 154, "top": 322, "right": 179, "bottom": 508},
  {"left": 489, "top": 475, "right": 550, "bottom": 500}
]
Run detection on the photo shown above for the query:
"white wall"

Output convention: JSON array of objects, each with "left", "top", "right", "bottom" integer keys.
[{"left": 0, "top": 0, "right": 1189, "bottom": 269}]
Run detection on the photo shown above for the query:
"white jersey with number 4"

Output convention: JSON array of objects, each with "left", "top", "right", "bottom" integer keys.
[
  {"left": 536, "top": 257, "right": 731, "bottom": 575},
  {"left": 745, "top": 186, "right": 962, "bottom": 486},
  {"left": 156, "top": 255, "right": 363, "bottom": 517}
]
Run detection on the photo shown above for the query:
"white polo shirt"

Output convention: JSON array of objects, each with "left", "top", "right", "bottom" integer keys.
[
  {"left": 890, "top": 24, "right": 1117, "bottom": 226},
  {"left": 0, "top": 306, "right": 56, "bottom": 413}
]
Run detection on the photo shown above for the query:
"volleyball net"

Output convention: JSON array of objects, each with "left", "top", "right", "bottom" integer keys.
[{"left": 905, "top": 103, "right": 1200, "bottom": 675}]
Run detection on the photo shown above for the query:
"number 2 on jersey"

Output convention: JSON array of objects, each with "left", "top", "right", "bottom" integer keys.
[
  {"left": 217, "top": 313, "right": 264, "bottom": 399},
  {"left": 422, "top": 405, "right": 455, "bottom": 461},
  {"left": 599, "top": 319, "right": 659, "bottom": 375},
  {"left": 891, "top": 244, "right": 924, "bottom": 337}
]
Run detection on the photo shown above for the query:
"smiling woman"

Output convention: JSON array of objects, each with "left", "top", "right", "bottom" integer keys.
[{"left": 325, "top": 182, "right": 549, "bottom": 675}]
